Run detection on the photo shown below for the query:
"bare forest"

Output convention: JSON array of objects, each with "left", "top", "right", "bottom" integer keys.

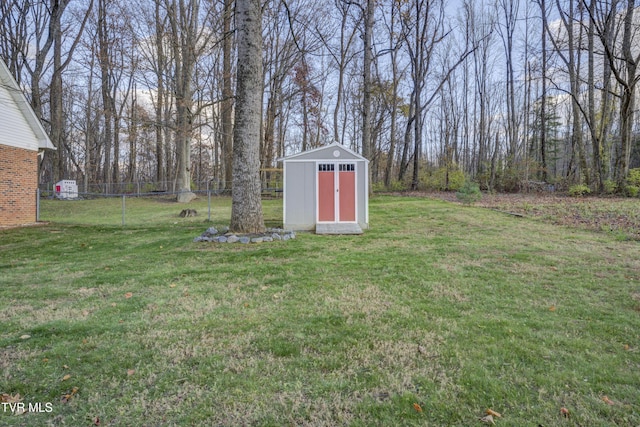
[{"left": 1, "top": 0, "right": 639, "bottom": 195}]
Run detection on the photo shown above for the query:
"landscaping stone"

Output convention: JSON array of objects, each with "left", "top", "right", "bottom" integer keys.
[{"left": 193, "top": 227, "right": 298, "bottom": 244}]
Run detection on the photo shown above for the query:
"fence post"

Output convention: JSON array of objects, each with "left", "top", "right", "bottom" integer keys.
[
  {"left": 208, "top": 190, "right": 211, "bottom": 222},
  {"left": 36, "top": 188, "right": 40, "bottom": 222},
  {"left": 122, "top": 194, "right": 126, "bottom": 226}
]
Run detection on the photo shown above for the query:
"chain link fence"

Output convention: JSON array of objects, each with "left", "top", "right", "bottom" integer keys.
[{"left": 36, "top": 179, "right": 283, "bottom": 227}]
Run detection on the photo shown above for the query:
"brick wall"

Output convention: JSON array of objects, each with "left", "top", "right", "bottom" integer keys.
[{"left": 0, "top": 144, "right": 38, "bottom": 226}]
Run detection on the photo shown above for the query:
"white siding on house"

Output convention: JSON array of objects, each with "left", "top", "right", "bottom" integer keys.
[
  {"left": 0, "top": 58, "right": 54, "bottom": 152},
  {"left": 0, "top": 88, "right": 40, "bottom": 151}
]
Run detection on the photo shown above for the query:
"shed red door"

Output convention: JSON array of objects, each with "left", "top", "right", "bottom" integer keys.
[
  {"left": 318, "top": 163, "right": 356, "bottom": 222},
  {"left": 338, "top": 164, "right": 356, "bottom": 221},
  {"left": 318, "top": 164, "right": 335, "bottom": 221}
]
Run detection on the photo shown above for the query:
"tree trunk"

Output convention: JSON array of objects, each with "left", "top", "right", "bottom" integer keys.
[
  {"left": 222, "top": 0, "right": 234, "bottom": 190},
  {"left": 361, "top": 0, "right": 374, "bottom": 164},
  {"left": 230, "top": 0, "right": 265, "bottom": 233},
  {"left": 155, "top": 1, "right": 166, "bottom": 185}
]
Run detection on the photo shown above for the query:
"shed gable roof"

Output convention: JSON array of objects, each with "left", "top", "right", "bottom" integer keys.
[
  {"left": 279, "top": 142, "right": 368, "bottom": 162},
  {"left": 0, "top": 58, "right": 55, "bottom": 152}
]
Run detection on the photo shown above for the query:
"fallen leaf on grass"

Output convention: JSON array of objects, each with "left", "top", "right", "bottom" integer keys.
[
  {"left": 560, "top": 407, "right": 570, "bottom": 417},
  {"left": 61, "top": 387, "right": 79, "bottom": 403},
  {"left": 486, "top": 408, "right": 501, "bottom": 418},
  {"left": 19, "top": 334, "right": 31, "bottom": 340},
  {"left": 412, "top": 402, "right": 423, "bottom": 413},
  {"left": 93, "top": 416, "right": 100, "bottom": 426},
  {"left": 602, "top": 396, "right": 615, "bottom": 405},
  {"left": 127, "top": 369, "right": 135, "bottom": 376},
  {"left": 62, "top": 374, "right": 71, "bottom": 381},
  {"left": 169, "top": 283, "right": 177, "bottom": 288},
  {"left": 1, "top": 393, "right": 22, "bottom": 403},
  {"left": 549, "top": 305, "right": 556, "bottom": 312},
  {"left": 124, "top": 292, "right": 133, "bottom": 299},
  {"left": 479, "top": 414, "right": 495, "bottom": 425}
]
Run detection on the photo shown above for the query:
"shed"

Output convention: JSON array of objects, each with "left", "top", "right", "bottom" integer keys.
[
  {"left": 280, "top": 142, "right": 369, "bottom": 234},
  {"left": 0, "top": 58, "right": 56, "bottom": 226}
]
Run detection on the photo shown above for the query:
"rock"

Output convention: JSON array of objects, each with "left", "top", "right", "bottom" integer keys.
[
  {"left": 177, "top": 191, "right": 197, "bottom": 203},
  {"left": 193, "top": 225, "right": 299, "bottom": 244}
]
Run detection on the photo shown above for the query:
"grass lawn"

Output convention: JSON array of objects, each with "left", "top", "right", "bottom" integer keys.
[{"left": 1, "top": 195, "right": 639, "bottom": 426}]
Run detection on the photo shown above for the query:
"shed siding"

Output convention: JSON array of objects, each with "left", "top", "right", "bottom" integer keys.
[
  {"left": 0, "top": 80, "right": 40, "bottom": 152},
  {"left": 284, "top": 162, "right": 316, "bottom": 230},
  {"left": 0, "top": 145, "right": 38, "bottom": 225},
  {"left": 356, "top": 162, "right": 368, "bottom": 227}
]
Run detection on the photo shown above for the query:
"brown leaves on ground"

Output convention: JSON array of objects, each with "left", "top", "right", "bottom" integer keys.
[
  {"left": 1, "top": 393, "right": 22, "bottom": 403},
  {"left": 412, "top": 402, "right": 423, "bottom": 413},
  {"left": 424, "top": 191, "right": 640, "bottom": 240},
  {"left": 61, "top": 387, "right": 79, "bottom": 403},
  {"left": 479, "top": 414, "right": 495, "bottom": 425},
  {"left": 602, "top": 395, "right": 616, "bottom": 405},
  {"left": 485, "top": 408, "right": 501, "bottom": 418},
  {"left": 478, "top": 409, "right": 501, "bottom": 425}
]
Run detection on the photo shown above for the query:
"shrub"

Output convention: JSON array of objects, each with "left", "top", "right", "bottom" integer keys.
[
  {"left": 371, "top": 180, "right": 407, "bottom": 193},
  {"left": 627, "top": 168, "right": 640, "bottom": 187},
  {"left": 422, "top": 166, "right": 466, "bottom": 191},
  {"left": 456, "top": 181, "right": 482, "bottom": 205},
  {"left": 623, "top": 185, "right": 639, "bottom": 198},
  {"left": 603, "top": 180, "right": 617, "bottom": 195},
  {"left": 568, "top": 184, "right": 591, "bottom": 197}
]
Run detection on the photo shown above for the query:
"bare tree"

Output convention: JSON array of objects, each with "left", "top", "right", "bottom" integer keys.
[{"left": 164, "top": 0, "right": 216, "bottom": 202}]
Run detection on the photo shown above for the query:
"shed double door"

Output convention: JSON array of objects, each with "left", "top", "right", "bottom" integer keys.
[{"left": 318, "top": 163, "right": 356, "bottom": 222}]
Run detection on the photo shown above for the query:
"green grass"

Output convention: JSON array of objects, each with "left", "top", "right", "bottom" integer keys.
[{"left": 1, "top": 195, "right": 639, "bottom": 426}]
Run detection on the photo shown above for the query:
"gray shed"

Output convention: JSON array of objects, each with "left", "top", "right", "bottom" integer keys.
[{"left": 280, "top": 142, "right": 369, "bottom": 234}]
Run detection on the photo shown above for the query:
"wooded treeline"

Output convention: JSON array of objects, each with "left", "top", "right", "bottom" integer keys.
[{"left": 1, "top": 0, "right": 639, "bottom": 194}]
